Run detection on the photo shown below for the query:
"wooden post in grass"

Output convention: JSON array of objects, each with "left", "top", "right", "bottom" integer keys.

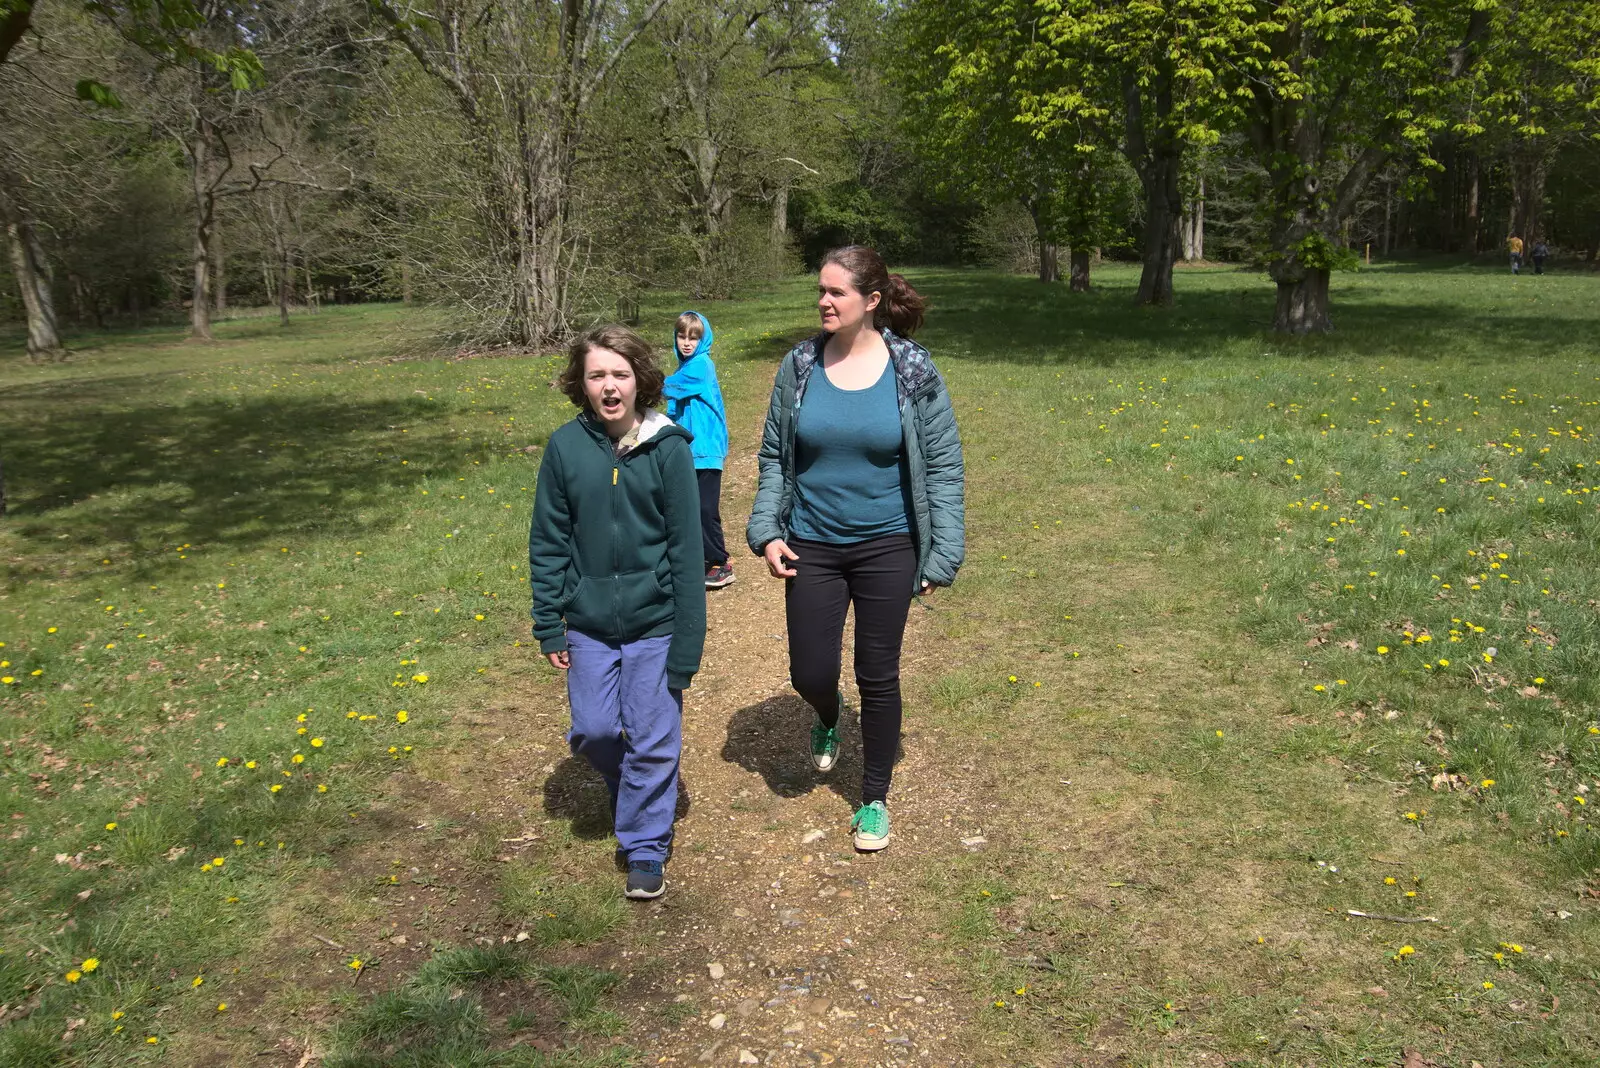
[{"left": 1365, "top": 243, "right": 1371, "bottom": 265}]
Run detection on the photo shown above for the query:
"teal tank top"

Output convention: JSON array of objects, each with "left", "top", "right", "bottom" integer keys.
[{"left": 788, "top": 360, "right": 911, "bottom": 544}]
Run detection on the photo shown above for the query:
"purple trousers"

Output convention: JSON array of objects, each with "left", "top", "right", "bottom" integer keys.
[{"left": 565, "top": 629, "right": 682, "bottom": 862}]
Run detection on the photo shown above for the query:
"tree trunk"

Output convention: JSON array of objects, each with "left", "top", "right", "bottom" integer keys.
[
  {"left": 1510, "top": 147, "right": 1548, "bottom": 245},
  {"left": 1382, "top": 180, "right": 1392, "bottom": 254},
  {"left": 1465, "top": 163, "right": 1480, "bottom": 254},
  {"left": 1124, "top": 67, "right": 1183, "bottom": 306},
  {"left": 1039, "top": 242, "right": 1060, "bottom": 283},
  {"left": 1135, "top": 198, "right": 1179, "bottom": 305},
  {"left": 771, "top": 184, "right": 788, "bottom": 240},
  {"left": 278, "top": 246, "right": 292, "bottom": 326},
  {"left": 1273, "top": 267, "right": 1331, "bottom": 334},
  {"left": 5, "top": 216, "right": 64, "bottom": 360},
  {"left": 188, "top": 129, "right": 215, "bottom": 341},
  {"left": 1182, "top": 175, "right": 1205, "bottom": 261},
  {"left": 213, "top": 214, "right": 227, "bottom": 314},
  {"left": 1069, "top": 248, "right": 1091, "bottom": 292}
]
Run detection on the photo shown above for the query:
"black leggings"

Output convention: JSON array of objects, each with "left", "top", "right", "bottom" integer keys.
[
  {"left": 785, "top": 534, "right": 916, "bottom": 804},
  {"left": 697, "top": 468, "right": 728, "bottom": 567}
]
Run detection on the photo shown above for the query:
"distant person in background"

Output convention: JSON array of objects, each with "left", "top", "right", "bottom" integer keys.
[
  {"left": 1531, "top": 240, "right": 1550, "bottom": 275},
  {"left": 747, "top": 245, "right": 965, "bottom": 853},
  {"left": 1507, "top": 234, "right": 1524, "bottom": 275}
]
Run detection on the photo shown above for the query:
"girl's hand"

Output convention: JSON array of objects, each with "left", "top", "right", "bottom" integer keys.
[
  {"left": 546, "top": 651, "right": 570, "bottom": 671},
  {"left": 918, "top": 580, "right": 935, "bottom": 599},
  {"left": 763, "top": 539, "right": 799, "bottom": 578}
]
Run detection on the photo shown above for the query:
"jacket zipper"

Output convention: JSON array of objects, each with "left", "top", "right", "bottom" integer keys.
[{"left": 611, "top": 448, "right": 621, "bottom": 639}]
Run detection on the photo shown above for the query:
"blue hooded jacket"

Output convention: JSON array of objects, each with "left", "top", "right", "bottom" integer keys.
[{"left": 663, "top": 311, "right": 729, "bottom": 470}]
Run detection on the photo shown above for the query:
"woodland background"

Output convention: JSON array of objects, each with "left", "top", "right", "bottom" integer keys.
[{"left": 3, "top": 0, "right": 1598, "bottom": 352}]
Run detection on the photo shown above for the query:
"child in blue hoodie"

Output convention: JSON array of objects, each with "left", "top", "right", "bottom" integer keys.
[{"left": 664, "top": 311, "right": 734, "bottom": 588}]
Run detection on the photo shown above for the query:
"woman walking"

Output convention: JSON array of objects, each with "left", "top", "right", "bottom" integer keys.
[{"left": 746, "top": 246, "right": 965, "bottom": 851}]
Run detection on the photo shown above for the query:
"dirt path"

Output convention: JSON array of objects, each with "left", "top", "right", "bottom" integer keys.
[{"left": 509, "top": 453, "right": 987, "bottom": 1066}]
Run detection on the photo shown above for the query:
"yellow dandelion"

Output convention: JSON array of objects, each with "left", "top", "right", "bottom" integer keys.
[{"left": 396, "top": 710, "right": 409, "bottom": 724}]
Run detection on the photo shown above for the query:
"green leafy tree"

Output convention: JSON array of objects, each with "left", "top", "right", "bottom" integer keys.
[
  {"left": 1024, "top": 0, "right": 1256, "bottom": 305},
  {"left": 895, "top": 0, "right": 1133, "bottom": 287},
  {"left": 1230, "top": 0, "right": 1492, "bottom": 333},
  {"left": 1474, "top": 0, "right": 1600, "bottom": 246}
]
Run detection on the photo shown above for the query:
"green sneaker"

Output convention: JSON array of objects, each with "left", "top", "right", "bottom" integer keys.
[
  {"left": 810, "top": 717, "right": 840, "bottom": 772},
  {"left": 851, "top": 801, "right": 890, "bottom": 851},
  {"left": 809, "top": 689, "right": 843, "bottom": 772}
]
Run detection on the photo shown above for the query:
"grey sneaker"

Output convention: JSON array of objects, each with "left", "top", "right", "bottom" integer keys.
[
  {"left": 851, "top": 801, "right": 890, "bottom": 851},
  {"left": 705, "top": 563, "right": 736, "bottom": 589},
  {"left": 624, "top": 860, "right": 665, "bottom": 899}
]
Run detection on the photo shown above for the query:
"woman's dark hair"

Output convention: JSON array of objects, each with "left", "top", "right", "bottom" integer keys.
[
  {"left": 820, "top": 245, "right": 926, "bottom": 336},
  {"left": 559, "top": 324, "right": 665, "bottom": 411}
]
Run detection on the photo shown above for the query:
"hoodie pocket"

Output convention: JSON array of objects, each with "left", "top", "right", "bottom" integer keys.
[{"left": 564, "top": 571, "right": 671, "bottom": 639}]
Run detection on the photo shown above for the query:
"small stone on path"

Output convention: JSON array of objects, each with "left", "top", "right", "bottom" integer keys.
[
  {"left": 708, "top": 962, "right": 726, "bottom": 980},
  {"left": 709, "top": 1013, "right": 727, "bottom": 1030},
  {"left": 738, "top": 1050, "right": 759, "bottom": 1064},
  {"left": 801, "top": 829, "right": 826, "bottom": 844}
]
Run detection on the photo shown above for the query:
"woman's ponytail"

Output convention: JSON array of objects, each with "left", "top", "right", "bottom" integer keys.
[
  {"left": 821, "top": 245, "right": 926, "bottom": 337},
  {"left": 881, "top": 273, "right": 926, "bottom": 336}
]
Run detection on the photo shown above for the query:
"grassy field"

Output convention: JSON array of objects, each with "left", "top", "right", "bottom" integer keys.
[{"left": 1, "top": 262, "right": 1597, "bottom": 1066}]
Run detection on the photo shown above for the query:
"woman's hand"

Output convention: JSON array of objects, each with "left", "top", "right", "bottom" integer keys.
[
  {"left": 918, "top": 580, "right": 935, "bottom": 599},
  {"left": 763, "top": 539, "right": 799, "bottom": 578},
  {"left": 546, "top": 650, "right": 570, "bottom": 671}
]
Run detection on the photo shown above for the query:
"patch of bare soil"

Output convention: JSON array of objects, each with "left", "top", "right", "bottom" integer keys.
[{"left": 485, "top": 453, "right": 987, "bottom": 1066}]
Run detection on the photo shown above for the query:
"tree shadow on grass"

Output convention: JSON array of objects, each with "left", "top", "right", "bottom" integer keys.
[
  {"left": 911, "top": 265, "right": 1595, "bottom": 366},
  {"left": 0, "top": 383, "right": 545, "bottom": 580},
  {"left": 720, "top": 693, "right": 877, "bottom": 811}
]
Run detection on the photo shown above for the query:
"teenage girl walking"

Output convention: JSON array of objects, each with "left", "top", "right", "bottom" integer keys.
[
  {"left": 746, "top": 246, "right": 965, "bottom": 851},
  {"left": 529, "top": 325, "right": 706, "bottom": 898}
]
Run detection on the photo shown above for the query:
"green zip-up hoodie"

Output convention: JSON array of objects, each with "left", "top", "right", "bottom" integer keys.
[{"left": 528, "top": 409, "right": 706, "bottom": 690}]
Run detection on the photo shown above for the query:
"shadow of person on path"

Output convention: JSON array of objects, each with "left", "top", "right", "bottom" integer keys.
[
  {"left": 540, "top": 754, "right": 694, "bottom": 842},
  {"left": 722, "top": 693, "right": 887, "bottom": 810}
]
